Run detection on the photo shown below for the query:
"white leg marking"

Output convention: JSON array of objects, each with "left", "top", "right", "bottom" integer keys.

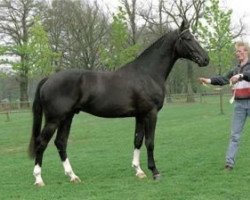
[
  {"left": 63, "top": 158, "right": 81, "bottom": 183},
  {"left": 132, "top": 149, "right": 146, "bottom": 178},
  {"left": 33, "top": 164, "right": 45, "bottom": 186}
]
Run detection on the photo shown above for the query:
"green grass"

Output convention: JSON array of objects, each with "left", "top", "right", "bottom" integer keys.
[{"left": 1, "top": 96, "right": 250, "bottom": 200}]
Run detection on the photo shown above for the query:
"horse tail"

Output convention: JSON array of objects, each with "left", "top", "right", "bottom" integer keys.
[{"left": 28, "top": 77, "right": 48, "bottom": 159}]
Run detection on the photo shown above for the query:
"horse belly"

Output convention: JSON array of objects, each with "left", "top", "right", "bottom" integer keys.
[{"left": 82, "top": 97, "right": 135, "bottom": 118}]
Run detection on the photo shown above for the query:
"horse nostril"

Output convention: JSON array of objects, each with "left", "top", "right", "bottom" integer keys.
[{"left": 204, "top": 57, "right": 209, "bottom": 65}]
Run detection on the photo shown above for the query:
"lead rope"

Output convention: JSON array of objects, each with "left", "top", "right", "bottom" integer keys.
[
  {"left": 202, "top": 82, "right": 237, "bottom": 104},
  {"left": 229, "top": 82, "right": 238, "bottom": 104}
]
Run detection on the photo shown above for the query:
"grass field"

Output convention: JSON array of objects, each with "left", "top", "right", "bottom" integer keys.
[{"left": 1, "top": 96, "right": 250, "bottom": 200}]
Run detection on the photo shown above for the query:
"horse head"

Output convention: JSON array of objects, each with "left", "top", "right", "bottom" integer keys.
[{"left": 174, "top": 20, "right": 209, "bottom": 67}]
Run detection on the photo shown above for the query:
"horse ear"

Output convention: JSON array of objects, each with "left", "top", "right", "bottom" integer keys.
[{"left": 180, "top": 19, "right": 190, "bottom": 31}]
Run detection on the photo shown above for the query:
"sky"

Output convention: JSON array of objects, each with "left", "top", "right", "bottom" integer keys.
[
  {"left": 100, "top": 0, "right": 250, "bottom": 43},
  {"left": 224, "top": 0, "right": 250, "bottom": 42}
]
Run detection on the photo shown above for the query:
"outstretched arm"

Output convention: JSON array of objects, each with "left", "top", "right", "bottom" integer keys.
[
  {"left": 199, "top": 69, "right": 235, "bottom": 86},
  {"left": 199, "top": 77, "right": 211, "bottom": 84}
]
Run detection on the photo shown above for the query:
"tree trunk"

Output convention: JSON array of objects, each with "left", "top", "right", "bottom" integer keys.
[
  {"left": 19, "top": 73, "right": 29, "bottom": 108},
  {"left": 218, "top": 54, "right": 224, "bottom": 114},
  {"left": 186, "top": 61, "right": 195, "bottom": 102},
  {"left": 219, "top": 90, "right": 224, "bottom": 114}
]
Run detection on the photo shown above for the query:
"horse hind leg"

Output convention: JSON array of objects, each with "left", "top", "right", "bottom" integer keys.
[
  {"left": 54, "top": 114, "right": 81, "bottom": 183},
  {"left": 144, "top": 111, "right": 161, "bottom": 180},
  {"left": 132, "top": 117, "right": 147, "bottom": 178},
  {"left": 33, "top": 121, "right": 58, "bottom": 186}
]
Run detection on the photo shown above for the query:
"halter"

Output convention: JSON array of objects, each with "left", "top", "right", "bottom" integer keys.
[{"left": 172, "top": 29, "right": 190, "bottom": 57}]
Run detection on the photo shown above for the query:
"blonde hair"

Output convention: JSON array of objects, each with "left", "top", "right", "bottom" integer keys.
[{"left": 235, "top": 41, "right": 249, "bottom": 52}]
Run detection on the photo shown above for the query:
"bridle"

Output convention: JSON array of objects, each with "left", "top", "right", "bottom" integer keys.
[{"left": 172, "top": 28, "right": 190, "bottom": 57}]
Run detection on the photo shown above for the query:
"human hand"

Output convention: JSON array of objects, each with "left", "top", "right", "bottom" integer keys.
[
  {"left": 230, "top": 74, "right": 243, "bottom": 85},
  {"left": 198, "top": 77, "right": 211, "bottom": 84}
]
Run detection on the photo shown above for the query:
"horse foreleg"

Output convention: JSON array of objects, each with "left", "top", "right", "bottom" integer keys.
[
  {"left": 144, "top": 110, "right": 161, "bottom": 180},
  {"left": 55, "top": 115, "right": 81, "bottom": 183},
  {"left": 33, "top": 122, "right": 58, "bottom": 186},
  {"left": 132, "top": 149, "right": 146, "bottom": 178},
  {"left": 132, "top": 117, "right": 146, "bottom": 178}
]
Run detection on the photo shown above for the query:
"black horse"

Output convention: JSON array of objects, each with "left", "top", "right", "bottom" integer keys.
[{"left": 29, "top": 20, "right": 209, "bottom": 186}]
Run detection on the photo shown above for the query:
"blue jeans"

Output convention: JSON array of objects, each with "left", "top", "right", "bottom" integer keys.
[{"left": 226, "top": 99, "right": 250, "bottom": 167}]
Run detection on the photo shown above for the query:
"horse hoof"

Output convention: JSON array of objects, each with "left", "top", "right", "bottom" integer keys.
[
  {"left": 34, "top": 181, "right": 45, "bottom": 187},
  {"left": 136, "top": 172, "right": 147, "bottom": 179},
  {"left": 153, "top": 174, "right": 161, "bottom": 180},
  {"left": 70, "top": 176, "right": 81, "bottom": 183}
]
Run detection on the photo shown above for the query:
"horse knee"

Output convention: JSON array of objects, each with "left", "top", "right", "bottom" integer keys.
[
  {"left": 36, "top": 142, "right": 48, "bottom": 153},
  {"left": 145, "top": 140, "right": 154, "bottom": 151},
  {"left": 134, "top": 132, "right": 144, "bottom": 149},
  {"left": 54, "top": 140, "right": 61, "bottom": 148},
  {"left": 134, "top": 139, "right": 143, "bottom": 149},
  {"left": 54, "top": 139, "right": 68, "bottom": 161},
  {"left": 36, "top": 136, "right": 49, "bottom": 150},
  {"left": 54, "top": 140, "right": 66, "bottom": 150},
  {"left": 35, "top": 123, "right": 58, "bottom": 153}
]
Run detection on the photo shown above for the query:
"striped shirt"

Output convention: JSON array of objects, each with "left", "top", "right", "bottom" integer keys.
[
  {"left": 232, "top": 81, "right": 250, "bottom": 99},
  {"left": 210, "top": 60, "right": 250, "bottom": 100}
]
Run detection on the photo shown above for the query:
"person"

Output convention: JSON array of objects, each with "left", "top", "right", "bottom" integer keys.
[{"left": 199, "top": 41, "right": 250, "bottom": 170}]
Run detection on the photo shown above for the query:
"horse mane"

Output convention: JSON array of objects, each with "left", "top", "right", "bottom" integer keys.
[
  {"left": 117, "top": 29, "right": 178, "bottom": 72},
  {"left": 136, "top": 29, "right": 177, "bottom": 60}
]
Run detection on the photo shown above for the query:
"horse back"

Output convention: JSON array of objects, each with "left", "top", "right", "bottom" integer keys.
[{"left": 79, "top": 70, "right": 165, "bottom": 117}]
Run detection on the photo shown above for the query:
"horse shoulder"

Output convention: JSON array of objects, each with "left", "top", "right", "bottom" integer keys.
[{"left": 131, "top": 75, "right": 165, "bottom": 112}]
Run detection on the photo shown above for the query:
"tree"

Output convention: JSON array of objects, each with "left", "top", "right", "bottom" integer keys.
[
  {"left": 120, "top": 0, "right": 148, "bottom": 46},
  {"left": 99, "top": 7, "right": 140, "bottom": 70},
  {"left": 44, "top": 0, "right": 109, "bottom": 70},
  {"left": 198, "top": 0, "right": 234, "bottom": 114},
  {"left": 27, "top": 18, "right": 60, "bottom": 76},
  {"left": 0, "top": 0, "right": 45, "bottom": 107}
]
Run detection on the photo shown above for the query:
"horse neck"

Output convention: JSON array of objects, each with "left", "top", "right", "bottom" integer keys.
[{"left": 134, "top": 31, "right": 178, "bottom": 82}]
